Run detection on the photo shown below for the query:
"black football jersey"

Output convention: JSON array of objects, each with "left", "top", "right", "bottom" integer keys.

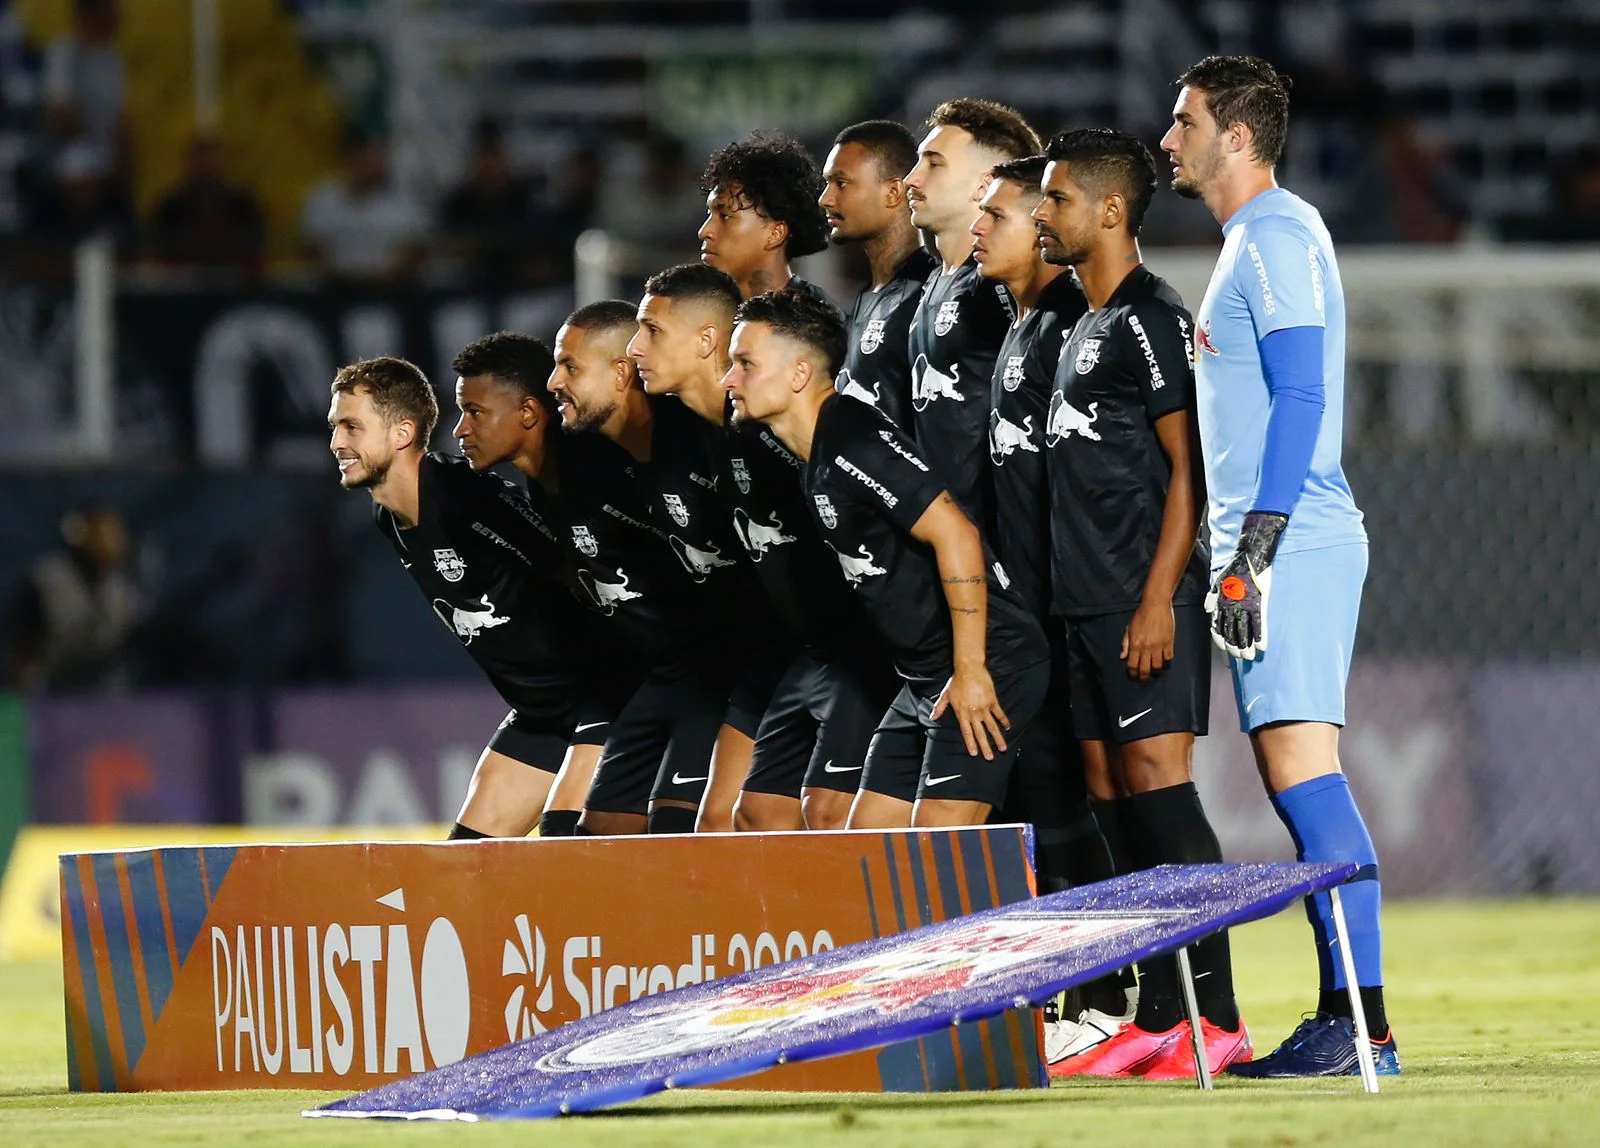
[
  {"left": 522, "top": 432, "right": 700, "bottom": 678},
  {"left": 907, "top": 255, "right": 1016, "bottom": 526},
  {"left": 633, "top": 395, "right": 772, "bottom": 663},
  {"left": 804, "top": 394, "right": 1046, "bottom": 689},
  {"left": 1046, "top": 265, "right": 1210, "bottom": 617},
  {"left": 722, "top": 401, "right": 874, "bottom": 663},
  {"left": 835, "top": 246, "right": 937, "bottom": 433},
  {"left": 987, "top": 272, "right": 1089, "bottom": 621},
  {"left": 377, "top": 453, "right": 602, "bottom": 721}
]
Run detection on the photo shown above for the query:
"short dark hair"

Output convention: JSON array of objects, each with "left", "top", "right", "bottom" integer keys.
[
  {"left": 926, "top": 98, "right": 1041, "bottom": 161},
  {"left": 452, "top": 331, "right": 558, "bottom": 415},
  {"left": 990, "top": 154, "right": 1048, "bottom": 197},
  {"left": 1044, "top": 129, "right": 1158, "bottom": 237},
  {"left": 643, "top": 262, "right": 742, "bottom": 319},
  {"left": 564, "top": 299, "right": 639, "bottom": 341},
  {"left": 1177, "top": 55, "right": 1292, "bottom": 168},
  {"left": 833, "top": 119, "right": 919, "bottom": 182},
  {"left": 701, "top": 132, "right": 829, "bottom": 258},
  {"left": 332, "top": 357, "right": 439, "bottom": 446},
  {"left": 734, "top": 287, "right": 849, "bottom": 378}
]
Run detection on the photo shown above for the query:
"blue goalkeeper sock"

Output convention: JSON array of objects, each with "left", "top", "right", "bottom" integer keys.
[{"left": 1270, "top": 774, "right": 1383, "bottom": 998}]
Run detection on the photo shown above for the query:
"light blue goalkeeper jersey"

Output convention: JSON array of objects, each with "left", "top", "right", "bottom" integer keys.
[{"left": 1193, "top": 187, "right": 1366, "bottom": 570}]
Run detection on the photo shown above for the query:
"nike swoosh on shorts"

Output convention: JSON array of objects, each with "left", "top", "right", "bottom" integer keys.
[{"left": 1117, "top": 707, "right": 1153, "bottom": 729}]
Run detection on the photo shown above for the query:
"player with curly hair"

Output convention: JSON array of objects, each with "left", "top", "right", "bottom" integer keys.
[{"left": 699, "top": 131, "right": 832, "bottom": 301}]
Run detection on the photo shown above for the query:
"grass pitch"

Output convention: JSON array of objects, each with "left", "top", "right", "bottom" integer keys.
[{"left": 4, "top": 900, "right": 1598, "bottom": 1146}]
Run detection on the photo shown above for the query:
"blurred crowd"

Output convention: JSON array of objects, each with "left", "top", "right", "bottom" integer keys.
[{"left": 0, "top": 0, "right": 1589, "bottom": 293}]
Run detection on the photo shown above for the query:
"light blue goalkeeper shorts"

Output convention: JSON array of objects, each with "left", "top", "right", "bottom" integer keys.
[{"left": 1224, "top": 542, "right": 1368, "bottom": 733}]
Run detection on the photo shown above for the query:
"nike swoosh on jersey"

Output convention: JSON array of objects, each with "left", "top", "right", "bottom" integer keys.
[
  {"left": 670, "top": 773, "right": 708, "bottom": 786},
  {"left": 925, "top": 773, "right": 961, "bottom": 786},
  {"left": 1117, "top": 708, "right": 1153, "bottom": 729},
  {"left": 822, "top": 761, "right": 862, "bottom": 773},
  {"left": 573, "top": 721, "right": 607, "bottom": 733}
]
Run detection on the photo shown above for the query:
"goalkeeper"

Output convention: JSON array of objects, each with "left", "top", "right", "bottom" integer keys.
[{"left": 1162, "top": 54, "right": 1397, "bottom": 1077}]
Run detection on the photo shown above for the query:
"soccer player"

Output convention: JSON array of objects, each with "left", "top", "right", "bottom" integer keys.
[
  {"left": 1162, "top": 55, "right": 1397, "bottom": 1076},
  {"left": 970, "top": 154, "right": 1130, "bottom": 1057},
  {"left": 447, "top": 331, "right": 644, "bottom": 835},
  {"left": 622, "top": 263, "right": 792, "bottom": 833},
  {"left": 724, "top": 288, "right": 1050, "bottom": 829},
  {"left": 629, "top": 263, "right": 894, "bottom": 834},
  {"left": 1036, "top": 128, "right": 1247, "bottom": 1078},
  {"left": 545, "top": 300, "right": 744, "bottom": 837},
  {"left": 327, "top": 356, "right": 619, "bottom": 840},
  {"left": 902, "top": 98, "right": 1040, "bottom": 525},
  {"left": 819, "top": 119, "right": 936, "bottom": 430},
  {"left": 699, "top": 132, "right": 831, "bottom": 301}
]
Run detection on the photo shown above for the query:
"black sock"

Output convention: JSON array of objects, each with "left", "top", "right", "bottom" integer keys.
[
  {"left": 1089, "top": 797, "right": 1137, "bottom": 876},
  {"left": 1120, "top": 792, "right": 1182, "bottom": 1031},
  {"left": 571, "top": 823, "right": 596, "bottom": 836},
  {"left": 1036, "top": 803, "right": 1115, "bottom": 891},
  {"left": 1124, "top": 784, "right": 1239, "bottom": 1032},
  {"left": 1319, "top": 986, "right": 1388, "bottom": 1036},
  {"left": 647, "top": 806, "right": 697, "bottom": 835},
  {"left": 447, "top": 822, "right": 488, "bottom": 841},
  {"left": 1087, "top": 796, "right": 1142, "bottom": 1009},
  {"left": 538, "top": 809, "right": 581, "bottom": 837}
]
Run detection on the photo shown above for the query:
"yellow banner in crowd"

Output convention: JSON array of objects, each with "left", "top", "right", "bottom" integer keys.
[{"left": 0, "top": 825, "right": 445, "bottom": 962}]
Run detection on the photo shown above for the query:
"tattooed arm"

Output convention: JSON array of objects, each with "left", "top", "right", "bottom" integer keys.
[{"left": 909, "top": 492, "right": 1009, "bottom": 759}]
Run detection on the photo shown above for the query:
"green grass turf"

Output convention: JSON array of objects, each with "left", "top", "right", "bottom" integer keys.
[{"left": 4, "top": 900, "right": 1598, "bottom": 1146}]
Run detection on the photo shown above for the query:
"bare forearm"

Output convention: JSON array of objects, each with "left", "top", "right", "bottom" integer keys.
[
  {"left": 936, "top": 522, "right": 989, "bottom": 672},
  {"left": 1144, "top": 465, "right": 1198, "bottom": 605},
  {"left": 1145, "top": 413, "right": 1202, "bottom": 605}
]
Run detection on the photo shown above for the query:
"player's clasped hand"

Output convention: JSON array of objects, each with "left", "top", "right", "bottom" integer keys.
[
  {"left": 1121, "top": 598, "right": 1175, "bottom": 682},
  {"left": 1205, "top": 510, "right": 1289, "bottom": 661},
  {"left": 933, "top": 666, "right": 1011, "bottom": 760}
]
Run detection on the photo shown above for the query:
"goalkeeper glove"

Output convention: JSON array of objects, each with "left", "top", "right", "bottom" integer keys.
[{"left": 1205, "top": 510, "right": 1288, "bottom": 661}]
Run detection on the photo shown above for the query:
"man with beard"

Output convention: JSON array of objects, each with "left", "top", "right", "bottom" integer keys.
[
  {"left": 542, "top": 301, "right": 744, "bottom": 836},
  {"left": 1161, "top": 56, "right": 1394, "bottom": 1077},
  {"left": 1035, "top": 128, "right": 1246, "bottom": 1079}
]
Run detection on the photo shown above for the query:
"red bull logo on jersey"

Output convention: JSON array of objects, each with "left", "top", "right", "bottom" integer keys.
[
  {"left": 432, "top": 549, "right": 466, "bottom": 582},
  {"left": 1195, "top": 320, "right": 1220, "bottom": 357},
  {"left": 989, "top": 414, "right": 1038, "bottom": 464},
  {"left": 577, "top": 569, "right": 640, "bottom": 614},
  {"left": 1001, "top": 356, "right": 1025, "bottom": 391},
  {"left": 1074, "top": 339, "right": 1102, "bottom": 375},
  {"left": 669, "top": 536, "right": 736, "bottom": 582},
  {"left": 832, "top": 544, "right": 886, "bottom": 585},
  {"left": 911, "top": 355, "right": 964, "bottom": 411},
  {"left": 859, "top": 318, "right": 887, "bottom": 354},
  {"left": 732, "top": 509, "right": 796, "bottom": 561},
  {"left": 812, "top": 493, "right": 838, "bottom": 529},
  {"left": 571, "top": 526, "right": 598, "bottom": 557},
  {"left": 662, "top": 494, "right": 690, "bottom": 527},
  {"left": 836, "top": 370, "right": 882, "bottom": 409},
  {"left": 433, "top": 596, "right": 509, "bottom": 643},
  {"left": 1045, "top": 391, "right": 1101, "bottom": 445},
  {"left": 730, "top": 458, "right": 751, "bottom": 494},
  {"left": 933, "top": 300, "right": 960, "bottom": 336}
]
